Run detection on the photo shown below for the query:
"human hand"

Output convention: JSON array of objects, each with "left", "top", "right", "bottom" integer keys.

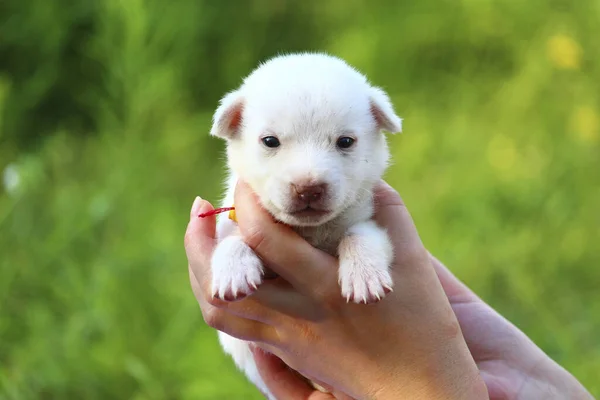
[
  {"left": 187, "top": 182, "right": 592, "bottom": 399},
  {"left": 249, "top": 252, "right": 594, "bottom": 400},
  {"left": 426, "top": 255, "right": 593, "bottom": 400},
  {"left": 185, "top": 181, "right": 487, "bottom": 399}
]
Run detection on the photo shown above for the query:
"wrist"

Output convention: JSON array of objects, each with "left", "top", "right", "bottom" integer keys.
[
  {"left": 368, "top": 375, "right": 488, "bottom": 400},
  {"left": 363, "top": 349, "right": 489, "bottom": 400}
]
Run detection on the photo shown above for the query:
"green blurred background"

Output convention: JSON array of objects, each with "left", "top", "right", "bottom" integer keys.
[{"left": 1, "top": 0, "right": 598, "bottom": 398}]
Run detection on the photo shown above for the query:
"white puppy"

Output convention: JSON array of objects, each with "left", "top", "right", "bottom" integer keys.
[{"left": 208, "top": 52, "right": 402, "bottom": 398}]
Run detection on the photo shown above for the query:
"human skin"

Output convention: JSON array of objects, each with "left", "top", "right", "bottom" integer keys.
[{"left": 184, "top": 181, "right": 594, "bottom": 400}]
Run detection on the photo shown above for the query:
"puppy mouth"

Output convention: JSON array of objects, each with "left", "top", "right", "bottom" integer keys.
[{"left": 288, "top": 206, "right": 331, "bottom": 219}]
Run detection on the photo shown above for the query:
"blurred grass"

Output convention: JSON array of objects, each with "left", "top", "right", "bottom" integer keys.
[{"left": 1, "top": 0, "right": 599, "bottom": 398}]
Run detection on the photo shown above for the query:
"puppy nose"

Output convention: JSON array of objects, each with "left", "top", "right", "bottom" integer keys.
[{"left": 292, "top": 183, "right": 327, "bottom": 203}]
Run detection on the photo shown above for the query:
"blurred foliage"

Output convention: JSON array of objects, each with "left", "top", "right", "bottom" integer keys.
[{"left": 1, "top": 0, "right": 599, "bottom": 398}]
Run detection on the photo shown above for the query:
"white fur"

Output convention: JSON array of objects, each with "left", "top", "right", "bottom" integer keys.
[
  {"left": 209, "top": 52, "right": 402, "bottom": 399},
  {"left": 210, "top": 235, "right": 263, "bottom": 300}
]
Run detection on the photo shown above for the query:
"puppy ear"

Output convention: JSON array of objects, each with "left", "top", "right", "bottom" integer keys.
[
  {"left": 369, "top": 86, "right": 402, "bottom": 134},
  {"left": 210, "top": 90, "right": 245, "bottom": 139}
]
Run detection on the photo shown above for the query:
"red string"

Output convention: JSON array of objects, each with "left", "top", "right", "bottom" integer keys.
[{"left": 198, "top": 207, "right": 235, "bottom": 218}]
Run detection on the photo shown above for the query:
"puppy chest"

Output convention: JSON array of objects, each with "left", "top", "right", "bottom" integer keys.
[{"left": 295, "top": 226, "right": 345, "bottom": 256}]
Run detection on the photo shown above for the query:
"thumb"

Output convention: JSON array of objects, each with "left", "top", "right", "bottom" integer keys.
[
  {"left": 372, "top": 181, "right": 426, "bottom": 263},
  {"left": 184, "top": 196, "right": 217, "bottom": 275},
  {"left": 428, "top": 253, "right": 479, "bottom": 304},
  {"left": 372, "top": 183, "right": 480, "bottom": 303}
]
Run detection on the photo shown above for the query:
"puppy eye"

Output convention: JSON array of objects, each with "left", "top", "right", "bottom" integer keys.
[
  {"left": 261, "top": 136, "right": 281, "bottom": 148},
  {"left": 336, "top": 136, "right": 356, "bottom": 149}
]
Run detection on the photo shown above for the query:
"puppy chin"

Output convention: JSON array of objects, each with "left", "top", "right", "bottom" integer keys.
[
  {"left": 282, "top": 213, "right": 336, "bottom": 227},
  {"left": 267, "top": 206, "right": 337, "bottom": 227}
]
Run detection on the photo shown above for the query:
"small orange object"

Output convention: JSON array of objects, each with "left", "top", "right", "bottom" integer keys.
[{"left": 228, "top": 208, "right": 237, "bottom": 222}]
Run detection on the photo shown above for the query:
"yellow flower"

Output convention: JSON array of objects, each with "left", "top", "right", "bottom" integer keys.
[{"left": 547, "top": 34, "right": 582, "bottom": 70}]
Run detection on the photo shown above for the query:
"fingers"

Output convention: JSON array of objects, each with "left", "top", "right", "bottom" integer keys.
[
  {"left": 233, "top": 181, "right": 339, "bottom": 300},
  {"left": 252, "top": 348, "right": 314, "bottom": 399},
  {"left": 372, "top": 181, "right": 430, "bottom": 270},
  {"left": 184, "top": 197, "right": 217, "bottom": 272},
  {"left": 184, "top": 197, "right": 225, "bottom": 308},
  {"left": 189, "top": 264, "right": 279, "bottom": 325},
  {"left": 372, "top": 181, "right": 422, "bottom": 250},
  {"left": 428, "top": 254, "right": 479, "bottom": 304},
  {"left": 372, "top": 183, "right": 481, "bottom": 303},
  {"left": 252, "top": 349, "right": 337, "bottom": 400},
  {"left": 184, "top": 196, "right": 319, "bottom": 324},
  {"left": 200, "top": 301, "right": 278, "bottom": 343},
  {"left": 184, "top": 198, "right": 278, "bottom": 323},
  {"left": 248, "top": 281, "right": 336, "bottom": 322},
  {"left": 189, "top": 266, "right": 279, "bottom": 344}
]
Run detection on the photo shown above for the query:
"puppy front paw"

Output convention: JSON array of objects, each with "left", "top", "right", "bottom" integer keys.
[
  {"left": 211, "top": 236, "right": 264, "bottom": 301},
  {"left": 338, "top": 222, "right": 394, "bottom": 304},
  {"left": 338, "top": 256, "right": 393, "bottom": 304}
]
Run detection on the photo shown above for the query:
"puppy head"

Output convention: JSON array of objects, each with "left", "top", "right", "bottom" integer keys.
[{"left": 211, "top": 53, "right": 402, "bottom": 227}]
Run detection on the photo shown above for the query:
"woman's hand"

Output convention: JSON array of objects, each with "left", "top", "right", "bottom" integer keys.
[
  {"left": 185, "top": 181, "right": 486, "bottom": 399},
  {"left": 184, "top": 181, "right": 593, "bottom": 399}
]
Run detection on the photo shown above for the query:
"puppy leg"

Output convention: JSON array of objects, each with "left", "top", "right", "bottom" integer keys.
[
  {"left": 338, "top": 220, "right": 394, "bottom": 304},
  {"left": 211, "top": 235, "right": 264, "bottom": 301}
]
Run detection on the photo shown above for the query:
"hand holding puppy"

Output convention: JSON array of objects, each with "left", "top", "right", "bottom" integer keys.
[
  {"left": 185, "top": 181, "right": 593, "bottom": 400},
  {"left": 187, "top": 53, "right": 592, "bottom": 399},
  {"left": 186, "top": 181, "right": 486, "bottom": 399}
]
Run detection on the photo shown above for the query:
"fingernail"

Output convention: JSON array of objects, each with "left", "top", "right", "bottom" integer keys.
[
  {"left": 248, "top": 343, "right": 265, "bottom": 356},
  {"left": 190, "top": 196, "right": 203, "bottom": 219}
]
